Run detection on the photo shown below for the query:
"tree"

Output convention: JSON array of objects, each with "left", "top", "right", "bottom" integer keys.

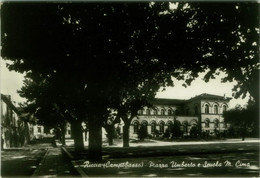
[
  {"left": 172, "top": 121, "right": 183, "bottom": 138},
  {"left": 223, "top": 102, "right": 259, "bottom": 140},
  {"left": 138, "top": 125, "right": 148, "bottom": 141},
  {"left": 190, "top": 125, "right": 200, "bottom": 139},
  {"left": 2, "top": 2, "right": 169, "bottom": 160},
  {"left": 2, "top": 2, "right": 259, "bottom": 162},
  {"left": 102, "top": 110, "right": 120, "bottom": 146},
  {"left": 163, "top": 128, "right": 170, "bottom": 138},
  {"left": 110, "top": 72, "right": 169, "bottom": 147},
  {"left": 18, "top": 76, "right": 85, "bottom": 149},
  {"left": 190, "top": 3, "right": 259, "bottom": 104}
]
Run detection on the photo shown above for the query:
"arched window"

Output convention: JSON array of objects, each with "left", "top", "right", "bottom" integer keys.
[
  {"left": 168, "top": 109, "right": 172, "bottom": 116},
  {"left": 205, "top": 119, "right": 210, "bottom": 128},
  {"left": 175, "top": 109, "right": 179, "bottom": 116},
  {"left": 146, "top": 109, "right": 150, "bottom": 115},
  {"left": 183, "top": 121, "right": 188, "bottom": 133},
  {"left": 223, "top": 105, "right": 227, "bottom": 113},
  {"left": 214, "top": 105, "right": 218, "bottom": 114},
  {"left": 142, "top": 121, "right": 148, "bottom": 133},
  {"left": 205, "top": 104, "right": 209, "bottom": 114},
  {"left": 151, "top": 121, "right": 156, "bottom": 133},
  {"left": 133, "top": 121, "right": 139, "bottom": 134},
  {"left": 190, "top": 120, "right": 197, "bottom": 127},
  {"left": 153, "top": 109, "right": 158, "bottom": 115},
  {"left": 161, "top": 109, "right": 165, "bottom": 115},
  {"left": 214, "top": 119, "right": 219, "bottom": 128},
  {"left": 140, "top": 109, "right": 144, "bottom": 115},
  {"left": 159, "top": 121, "right": 165, "bottom": 133}
]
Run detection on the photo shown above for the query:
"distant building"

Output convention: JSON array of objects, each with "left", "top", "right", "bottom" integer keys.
[
  {"left": 1, "top": 94, "right": 34, "bottom": 148},
  {"left": 32, "top": 125, "right": 45, "bottom": 139},
  {"left": 130, "top": 93, "right": 231, "bottom": 138}
]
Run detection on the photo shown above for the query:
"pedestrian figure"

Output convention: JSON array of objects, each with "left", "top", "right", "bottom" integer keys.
[{"left": 1, "top": 135, "right": 4, "bottom": 150}]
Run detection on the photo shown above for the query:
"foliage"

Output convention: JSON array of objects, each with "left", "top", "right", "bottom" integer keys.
[
  {"left": 190, "top": 125, "right": 200, "bottom": 138},
  {"left": 163, "top": 128, "right": 170, "bottom": 138},
  {"left": 223, "top": 102, "right": 259, "bottom": 137},
  {"left": 172, "top": 121, "right": 183, "bottom": 138},
  {"left": 138, "top": 125, "right": 148, "bottom": 141},
  {"left": 2, "top": 2, "right": 259, "bottom": 159},
  {"left": 18, "top": 77, "right": 71, "bottom": 127},
  {"left": 189, "top": 3, "right": 259, "bottom": 103}
]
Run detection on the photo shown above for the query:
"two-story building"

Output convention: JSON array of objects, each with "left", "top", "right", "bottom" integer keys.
[{"left": 130, "top": 93, "right": 231, "bottom": 138}]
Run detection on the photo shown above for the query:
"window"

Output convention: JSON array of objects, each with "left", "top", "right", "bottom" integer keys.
[
  {"left": 161, "top": 109, "right": 165, "bottom": 115},
  {"left": 37, "top": 127, "right": 41, "bottom": 133},
  {"left": 154, "top": 109, "right": 158, "bottom": 115},
  {"left": 133, "top": 122, "right": 139, "bottom": 134},
  {"left": 159, "top": 122, "right": 165, "bottom": 133},
  {"left": 168, "top": 122, "right": 173, "bottom": 133},
  {"left": 191, "top": 120, "right": 197, "bottom": 127},
  {"left": 214, "top": 105, "right": 218, "bottom": 114},
  {"left": 140, "top": 110, "right": 144, "bottom": 115},
  {"left": 142, "top": 121, "right": 148, "bottom": 133},
  {"left": 146, "top": 109, "right": 150, "bottom": 115},
  {"left": 151, "top": 122, "right": 156, "bottom": 133},
  {"left": 223, "top": 105, "right": 227, "bottom": 113},
  {"left": 205, "top": 119, "right": 210, "bottom": 128},
  {"left": 205, "top": 104, "right": 209, "bottom": 114},
  {"left": 214, "top": 119, "right": 219, "bottom": 128},
  {"left": 168, "top": 109, "right": 172, "bottom": 116}
]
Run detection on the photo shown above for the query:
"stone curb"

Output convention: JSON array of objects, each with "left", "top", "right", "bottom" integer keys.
[
  {"left": 61, "top": 146, "right": 87, "bottom": 177},
  {"left": 32, "top": 148, "right": 50, "bottom": 177},
  {"left": 71, "top": 160, "right": 88, "bottom": 177}
]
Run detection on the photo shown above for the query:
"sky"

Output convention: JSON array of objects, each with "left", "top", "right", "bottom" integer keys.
[
  {"left": 1, "top": 59, "right": 26, "bottom": 105},
  {"left": 1, "top": 59, "right": 249, "bottom": 108},
  {"left": 155, "top": 73, "right": 249, "bottom": 108}
]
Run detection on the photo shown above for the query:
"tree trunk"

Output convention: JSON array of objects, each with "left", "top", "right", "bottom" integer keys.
[
  {"left": 24, "top": 121, "right": 30, "bottom": 145},
  {"left": 108, "top": 135, "right": 113, "bottom": 146},
  {"left": 61, "top": 123, "right": 66, "bottom": 145},
  {"left": 88, "top": 116, "right": 102, "bottom": 162},
  {"left": 123, "top": 121, "right": 130, "bottom": 148},
  {"left": 104, "top": 125, "right": 114, "bottom": 146},
  {"left": 71, "top": 120, "right": 84, "bottom": 152}
]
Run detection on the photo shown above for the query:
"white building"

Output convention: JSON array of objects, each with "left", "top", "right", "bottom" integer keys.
[{"left": 130, "top": 93, "right": 231, "bottom": 138}]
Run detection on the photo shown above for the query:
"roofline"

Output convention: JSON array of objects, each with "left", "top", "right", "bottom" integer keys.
[
  {"left": 154, "top": 93, "right": 232, "bottom": 104},
  {"left": 1, "top": 94, "right": 21, "bottom": 115}
]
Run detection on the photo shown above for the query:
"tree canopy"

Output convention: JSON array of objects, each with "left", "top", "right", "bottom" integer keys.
[
  {"left": 2, "top": 2, "right": 259, "bottom": 100},
  {"left": 223, "top": 102, "right": 259, "bottom": 138},
  {"left": 2, "top": 2, "right": 259, "bottom": 161}
]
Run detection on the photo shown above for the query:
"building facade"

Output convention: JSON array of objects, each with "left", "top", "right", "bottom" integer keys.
[
  {"left": 1, "top": 94, "right": 34, "bottom": 148},
  {"left": 130, "top": 93, "right": 231, "bottom": 138}
]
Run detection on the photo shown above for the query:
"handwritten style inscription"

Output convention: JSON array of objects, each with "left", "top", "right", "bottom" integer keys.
[
  {"left": 82, "top": 160, "right": 251, "bottom": 169},
  {"left": 149, "top": 160, "right": 250, "bottom": 168}
]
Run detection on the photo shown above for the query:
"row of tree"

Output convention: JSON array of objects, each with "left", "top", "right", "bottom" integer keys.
[
  {"left": 2, "top": 2, "right": 259, "bottom": 162},
  {"left": 224, "top": 101, "right": 259, "bottom": 140}
]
